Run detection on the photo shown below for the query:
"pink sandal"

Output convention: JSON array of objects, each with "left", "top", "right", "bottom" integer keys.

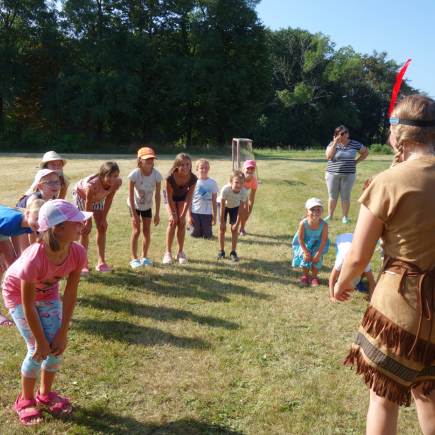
[
  {"left": 0, "top": 314, "right": 14, "bottom": 327},
  {"left": 36, "top": 388, "right": 72, "bottom": 415},
  {"left": 12, "top": 394, "right": 42, "bottom": 426},
  {"left": 95, "top": 262, "right": 112, "bottom": 273}
]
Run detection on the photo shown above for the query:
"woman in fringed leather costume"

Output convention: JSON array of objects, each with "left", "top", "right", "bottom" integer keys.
[{"left": 335, "top": 95, "right": 435, "bottom": 435}]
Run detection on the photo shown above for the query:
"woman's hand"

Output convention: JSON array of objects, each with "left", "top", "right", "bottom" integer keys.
[
  {"left": 334, "top": 281, "right": 354, "bottom": 302},
  {"left": 50, "top": 332, "right": 68, "bottom": 358},
  {"left": 32, "top": 337, "right": 51, "bottom": 363}
]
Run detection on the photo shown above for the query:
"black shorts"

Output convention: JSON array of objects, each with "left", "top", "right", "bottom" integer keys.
[
  {"left": 128, "top": 206, "right": 152, "bottom": 218},
  {"left": 217, "top": 203, "right": 239, "bottom": 225}
]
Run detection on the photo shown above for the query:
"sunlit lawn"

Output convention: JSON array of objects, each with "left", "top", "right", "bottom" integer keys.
[{"left": 0, "top": 150, "right": 421, "bottom": 434}]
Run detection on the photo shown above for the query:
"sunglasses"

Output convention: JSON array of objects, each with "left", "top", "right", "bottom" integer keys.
[
  {"left": 340, "top": 130, "right": 348, "bottom": 136},
  {"left": 41, "top": 180, "right": 62, "bottom": 186}
]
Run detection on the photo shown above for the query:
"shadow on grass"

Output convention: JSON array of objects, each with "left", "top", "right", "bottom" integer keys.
[
  {"left": 78, "top": 295, "right": 240, "bottom": 330},
  {"left": 71, "top": 408, "right": 245, "bottom": 435},
  {"left": 84, "top": 270, "right": 269, "bottom": 301},
  {"left": 71, "top": 319, "right": 209, "bottom": 348},
  {"left": 283, "top": 179, "right": 306, "bottom": 186}
]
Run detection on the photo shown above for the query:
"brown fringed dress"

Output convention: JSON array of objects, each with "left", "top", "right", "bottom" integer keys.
[{"left": 345, "top": 156, "right": 435, "bottom": 406}]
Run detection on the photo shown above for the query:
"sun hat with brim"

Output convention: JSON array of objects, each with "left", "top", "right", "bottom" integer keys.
[
  {"left": 305, "top": 198, "right": 323, "bottom": 209},
  {"left": 138, "top": 147, "right": 158, "bottom": 160},
  {"left": 243, "top": 159, "right": 256, "bottom": 169},
  {"left": 39, "top": 151, "right": 68, "bottom": 169},
  {"left": 35, "top": 169, "right": 64, "bottom": 185},
  {"left": 38, "top": 200, "right": 93, "bottom": 232}
]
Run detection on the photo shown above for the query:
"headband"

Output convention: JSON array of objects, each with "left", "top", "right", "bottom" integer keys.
[{"left": 390, "top": 118, "right": 435, "bottom": 127}]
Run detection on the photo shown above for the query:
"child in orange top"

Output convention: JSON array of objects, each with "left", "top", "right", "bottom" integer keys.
[{"left": 239, "top": 160, "right": 258, "bottom": 236}]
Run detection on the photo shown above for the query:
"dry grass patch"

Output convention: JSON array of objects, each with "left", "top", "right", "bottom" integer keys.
[{"left": 0, "top": 151, "right": 422, "bottom": 434}]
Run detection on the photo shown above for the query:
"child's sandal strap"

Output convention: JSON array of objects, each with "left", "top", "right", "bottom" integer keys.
[
  {"left": 36, "top": 389, "right": 58, "bottom": 405},
  {"left": 12, "top": 396, "right": 37, "bottom": 412}
]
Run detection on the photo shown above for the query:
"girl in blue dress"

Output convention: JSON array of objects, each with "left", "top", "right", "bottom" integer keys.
[{"left": 292, "top": 198, "right": 329, "bottom": 286}]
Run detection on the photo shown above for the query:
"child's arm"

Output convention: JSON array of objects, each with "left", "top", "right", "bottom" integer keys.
[
  {"left": 232, "top": 199, "right": 246, "bottom": 232},
  {"left": 211, "top": 192, "right": 217, "bottom": 226},
  {"left": 365, "top": 270, "right": 376, "bottom": 302},
  {"left": 180, "top": 182, "right": 197, "bottom": 225},
  {"left": 81, "top": 187, "right": 95, "bottom": 236},
  {"left": 165, "top": 180, "right": 177, "bottom": 227},
  {"left": 329, "top": 268, "right": 340, "bottom": 303},
  {"left": 220, "top": 198, "right": 226, "bottom": 232},
  {"left": 21, "top": 280, "right": 50, "bottom": 363},
  {"left": 245, "top": 188, "right": 257, "bottom": 221},
  {"left": 51, "top": 270, "right": 80, "bottom": 357},
  {"left": 187, "top": 193, "right": 194, "bottom": 226},
  {"left": 297, "top": 221, "right": 311, "bottom": 263},
  {"left": 99, "top": 188, "right": 117, "bottom": 231},
  {"left": 313, "top": 222, "right": 328, "bottom": 264},
  {"left": 154, "top": 181, "right": 161, "bottom": 226},
  {"left": 129, "top": 180, "right": 140, "bottom": 228}
]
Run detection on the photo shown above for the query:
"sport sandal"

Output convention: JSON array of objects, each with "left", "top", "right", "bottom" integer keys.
[
  {"left": 300, "top": 276, "right": 309, "bottom": 286},
  {"left": 12, "top": 394, "right": 42, "bottom": 426},
  {"left": 311, "top": 277, "right": 320, "bottom": 287},
  {"left": 176, "top": 252, "right": 188, "bottom": 264},
  {"left": 130, "top": 259, "right": 142, "bottom": 269},
  {"left": 230, "top": 251, "right": 239, "bottom": 262},
  {"left": 162, "top": 253, "right": 173, "bottom": 264},
  {"left": 36, "top": 389, "right": 72, "bottom": 415},
  {"left": 140, "top": 257, "right": 153, "bottom": 266},
  {"left": 216, "top": 250, "right": 225, "bottom": 260},
  {"left": 95, "top": 262, "right": 112, "bottom": 273}
]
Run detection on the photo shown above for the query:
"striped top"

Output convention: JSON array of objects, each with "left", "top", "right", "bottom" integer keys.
[{"left": 326, "top": 140, "right": 363, "bottom": 174}]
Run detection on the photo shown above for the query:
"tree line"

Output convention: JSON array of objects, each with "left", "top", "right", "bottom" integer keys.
[{"left": 0, "top": 0, "right": 418, "bottom": 151}]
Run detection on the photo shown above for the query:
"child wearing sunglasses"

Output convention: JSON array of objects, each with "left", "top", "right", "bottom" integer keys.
[{"left": 14, "top": 170, "right": 62, "bottom": 252}]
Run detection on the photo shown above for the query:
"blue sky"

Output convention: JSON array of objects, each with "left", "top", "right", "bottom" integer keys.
[{"left": 255, "top": 0, "right": 435, "bottom": 97}]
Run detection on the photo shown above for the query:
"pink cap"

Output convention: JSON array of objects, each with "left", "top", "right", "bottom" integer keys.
[
  {"left": 305, "top": 198, "right": 323, "bottom": 209},
  {"left": 38, "top": 200, "right": 93, "bottom": 232},
  {"left": 35, "top": 169, "right": 63, "bottom": 184},
  {"left": 243, "top": 160, "right": 256, "bottom": 169}
]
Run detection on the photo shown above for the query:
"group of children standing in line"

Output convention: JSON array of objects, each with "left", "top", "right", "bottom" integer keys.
[{"left": 0, "top": 147, "right": 259, "bottom": 426}]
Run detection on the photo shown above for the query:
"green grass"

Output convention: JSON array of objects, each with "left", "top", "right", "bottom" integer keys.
[{"left": 0, "top": 151, "right": 421, "bottom": 434}]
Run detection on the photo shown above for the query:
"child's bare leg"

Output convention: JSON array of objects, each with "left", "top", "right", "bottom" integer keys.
[
  {"left": 141, "top": 217, "right": 151, "bottom": 258},
  {"left": 218, "top": 227, "right": 225, "bottom": 251},
  {"left": 328, "top": 199, "right": 338, "bottom": 219},
  {"left": 10, "top": 236, "right": 22, "bottom": 258},
  {"left": 231, "top": 223, "right": 240, "bottom": 252},
  {"left": 412, "top": 385, "right": 435, "bottom": 435},
  {"left": 79, "top": 232, "right": 90, "bottom": 252},
  {"left": 366, "top": 389, "right": 399, "bottom": 435},
  {"left": 311, "top": 266, "right": 318, "bottom": 279},
  {"left": 21, "top": 375, "right": 42, "bottom": 424},
  {"left": 240, "top": 208, "right": 248, "bottom": 229},
  {"left": 176, "top": 202, "right": 186, "bottom": 254},
  {"left": 302, "top": 266, "right": 310, "bottom": 278},
  {"left": 166, "top": 224, "right": 176, "bottom": 254},
  {"left": 40, "top": 369, "right": 71, "bottom": 413},
  {"left": 93, "top": 211, "right": 106, "bottom": 265},
  {"left": 130, "top": 222, "right": 140, "bottom": 260}
]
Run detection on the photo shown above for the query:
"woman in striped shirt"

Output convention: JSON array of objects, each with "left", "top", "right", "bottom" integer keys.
[{"left": 325, "top": 125, "right": 369, "bottom": 223}]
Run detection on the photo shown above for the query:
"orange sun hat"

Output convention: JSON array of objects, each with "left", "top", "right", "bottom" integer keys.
[{"left": 138, "top": 147, "right": 158, "bottom": 160}]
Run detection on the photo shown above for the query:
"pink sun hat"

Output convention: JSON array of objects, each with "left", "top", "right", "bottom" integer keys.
[
  {"left": 35, "top": 169, "right": 63, "bottom": 184},
  {"left": 38, "top": 200, "right": 93, "bottom": 232},
  {"left": 243, "top": 160, "right": 256, "bottom": 169}
]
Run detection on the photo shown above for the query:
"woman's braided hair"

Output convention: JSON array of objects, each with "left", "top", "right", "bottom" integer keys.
[{"left": 391, "top": 95, "right": 435, "bottom": 166}]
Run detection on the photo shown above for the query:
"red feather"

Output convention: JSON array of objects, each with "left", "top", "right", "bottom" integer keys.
[{"left": 389, "top": 59, "right": 412, "bottom": 116}]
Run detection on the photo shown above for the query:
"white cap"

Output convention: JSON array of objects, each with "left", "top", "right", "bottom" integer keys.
[
  {"left": 35, "top": 169, "right": 63, "bottom": 185},
  {"left": 39, "top": 151, "right": 68, "bottom": 169},
  {"left": 38, "top": 200, "right": 93, "bottom": 232},
  {"left": 305, "top": 198, "right": 323, "bottom": 209}
]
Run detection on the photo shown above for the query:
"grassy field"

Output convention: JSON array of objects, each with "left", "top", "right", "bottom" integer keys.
[{"left": 0, "top": 151, "right": 422, "bottom": 434}]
